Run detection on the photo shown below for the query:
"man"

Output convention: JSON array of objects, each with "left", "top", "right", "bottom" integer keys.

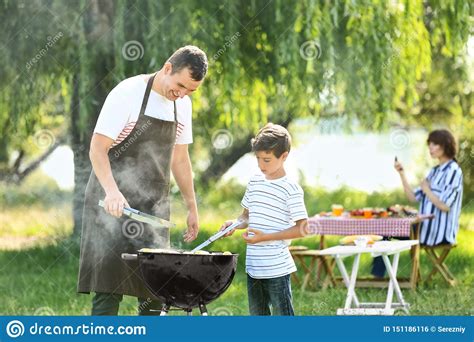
[{"left": 77, "top": 45, "right": 208, "bottom": 315}]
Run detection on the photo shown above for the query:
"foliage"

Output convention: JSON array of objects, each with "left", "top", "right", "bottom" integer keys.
[
  {"left": 0, "top": 0, "right": 472, "bottom": 230},
  {"left": 0, "top": 170, "right": 71, "bottom": 207},
  {"left": 1, "top": 0, "right": 472, "bottom": 161}
]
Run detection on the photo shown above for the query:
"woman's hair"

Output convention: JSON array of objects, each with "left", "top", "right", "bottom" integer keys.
[{"left": 427, "top": 129, "right": 457, "bottom": 159}]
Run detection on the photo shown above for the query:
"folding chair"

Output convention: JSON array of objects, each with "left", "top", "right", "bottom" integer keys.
[
  {"left": 290, "top": 248, "right": 336, "bottom": 290},
  {"left": 422, "top": 244, "right": 457, "bottom": 286},
  {"left": 289, "top": 245, "right": 308, "bottom": 286}
]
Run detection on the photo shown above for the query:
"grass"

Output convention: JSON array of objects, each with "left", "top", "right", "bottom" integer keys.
[
  {"left": 0, "top": 178, "right": 473, "bottom": 316},
  {"left": 0, "top": 213, "right": 473, "bottom": 316}
]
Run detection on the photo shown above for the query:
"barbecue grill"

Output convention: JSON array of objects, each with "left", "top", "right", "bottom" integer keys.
[{"left": 122, "top": 249, "right": 238, "bottom": 315}]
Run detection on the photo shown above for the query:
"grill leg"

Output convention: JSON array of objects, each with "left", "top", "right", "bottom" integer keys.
[
  {"left": 185, "top": 309, "right": 193, "bottom": 316},
  {"left": 199, "top": 303, "right": 208, "bottom": 316},
  {"left": 160, "top": 304, "right": 170, "bottom": 316}
]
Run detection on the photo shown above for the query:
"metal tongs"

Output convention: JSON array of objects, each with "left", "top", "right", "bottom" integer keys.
[
  {"left": 98, "top": 200, "right": 175, "bottom": 228},
  {"left": 191, "top": 220, "right": 243, "bottom": 253}
]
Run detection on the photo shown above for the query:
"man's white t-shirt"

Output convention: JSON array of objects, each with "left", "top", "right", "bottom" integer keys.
[{"left": 94, "top": 75, "right": 192, "bottom": 146}]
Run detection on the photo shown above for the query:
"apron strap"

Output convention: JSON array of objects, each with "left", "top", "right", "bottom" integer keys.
[
  {"left": 139, "top": 73, "right": 156, "bottom": 117},
  {"left": 173, "top": 101, "right": 178, "bottom": 123}
]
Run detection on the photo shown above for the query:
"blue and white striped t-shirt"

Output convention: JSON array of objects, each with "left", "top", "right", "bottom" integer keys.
[
  {"left": 414, "top": 160, "right": 463, "bottom": 246},
  {"left": 241, "top": 174, "right": 308, "bottom": 279}
]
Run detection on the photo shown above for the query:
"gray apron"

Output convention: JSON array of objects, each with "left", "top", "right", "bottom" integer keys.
[{"left": 77, "top": 74, "right": 177, "bottom": 299}]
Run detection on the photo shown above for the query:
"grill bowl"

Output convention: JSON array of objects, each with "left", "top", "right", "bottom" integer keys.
[{"left": 137, "top": 251, "right": 238, "bottom": 310}]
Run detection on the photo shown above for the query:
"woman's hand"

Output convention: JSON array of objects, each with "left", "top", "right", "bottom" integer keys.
[
  {"left": 420, "top": 178, "right": 431, "bottom": 193},
  {"left": 394, "top": 159, "right": 404, "bottom": 173}
]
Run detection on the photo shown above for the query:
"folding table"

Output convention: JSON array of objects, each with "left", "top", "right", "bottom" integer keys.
[
  {"left": 306, "top": 214, "right": 433, "bottom": 289},
  {"left": 318, "top": 240, "right": 419, "bottom": 315}
]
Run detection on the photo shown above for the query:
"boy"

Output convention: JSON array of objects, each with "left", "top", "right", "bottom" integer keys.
[{"left": 220, "top": 123, "right": 309, "bottom": 315}]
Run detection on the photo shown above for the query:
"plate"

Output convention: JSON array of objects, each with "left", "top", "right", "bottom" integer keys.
[{"left": 339, "top": 235, "right": 383, "bottom": 246}]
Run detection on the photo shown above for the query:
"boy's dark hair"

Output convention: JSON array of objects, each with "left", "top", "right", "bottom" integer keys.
[
  {"left": 251, "top": 123, "right": 291, "bottom": 158},
  {"left": 427, "top": 129, "right": 457, "bottom": 159},
  {"left": 168, "top": 45, "right": 208, "bottom": 81}
]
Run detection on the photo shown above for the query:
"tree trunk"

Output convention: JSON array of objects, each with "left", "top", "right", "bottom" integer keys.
[
  {"left": 199, "top": 133, "right": 254, "bottom": 186},
  {"left": 71, "top": 0, "right": 116, "bottom": 236},
  {"left": 71, "top": 72, "right": 90, "bottom": 236}
]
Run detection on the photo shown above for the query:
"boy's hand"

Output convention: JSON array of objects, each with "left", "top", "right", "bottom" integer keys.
[
  {"left": 219, "top": 220, "right": 236, "bottom": 237},
  {"left": 243, "top": 228, "right": 266, "bottom": 244}
]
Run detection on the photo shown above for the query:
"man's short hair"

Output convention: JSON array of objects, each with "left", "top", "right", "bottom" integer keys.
[
  {"left": 168, "top": 45, "right": 208, "bottom": 81},
  {"left": 251, "top": 123, "right": 291, "bottom": 158}
]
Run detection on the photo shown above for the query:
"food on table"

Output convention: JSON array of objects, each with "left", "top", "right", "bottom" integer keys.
[
  {"left": 354, "top": 236, "right": 370, "bottom": 247},
  {"left": 350, "top": 209, "right": 364, "bottom": 217},
  {"left": 339, "top": 235, "right": 383, "bottom": 246},
  {"left": 388, "top": 204, "right": 418, "bottom": 217},
  {"left": 402, "top": 206, "right": 418, "bottom": 216},
  {"left": 388, "top": 204, "right": 403, "bottom": 216},
  {"left": 347, "top": 205, "right": 416, "bottom": 218},
  {"left": 331, "top": 204, "right": 344, "bottom": 217},
  {"left": 372, "top": 207, "right": 388, "bottom": 217},
  {"left": 363, "top": 207, "right": 373, "bottom": 219}
]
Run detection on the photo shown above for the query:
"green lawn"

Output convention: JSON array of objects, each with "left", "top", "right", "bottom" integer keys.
[
  {"left": 0, "top": 215, "right": 473, "bottom": 316},
  {"left": 1, "top": 178, "right": 473, "bottom": 316}
]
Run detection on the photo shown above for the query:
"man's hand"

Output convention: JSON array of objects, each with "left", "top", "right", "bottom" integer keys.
[
  {"left": 242, "top": 228, "right": 266, "bottom": 244},
  {"left": 103, "top": 190, "right": 130, "bottom": 218},
  {"left": 183, "top": 210, "right": 199, "bottom": 242}
]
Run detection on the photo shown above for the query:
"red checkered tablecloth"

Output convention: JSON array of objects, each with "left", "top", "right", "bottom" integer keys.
[{"left": 308, "top": 214, "right": 433, "bottom": 237}]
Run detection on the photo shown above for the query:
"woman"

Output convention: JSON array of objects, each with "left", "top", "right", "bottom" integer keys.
[{"left": 372, "top": 129, "right": 464, "bottom": 278}]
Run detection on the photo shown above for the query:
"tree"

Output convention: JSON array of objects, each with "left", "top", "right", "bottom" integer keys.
[{"left": 0, "top": 0, "right": 472, "bottom": 234}]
